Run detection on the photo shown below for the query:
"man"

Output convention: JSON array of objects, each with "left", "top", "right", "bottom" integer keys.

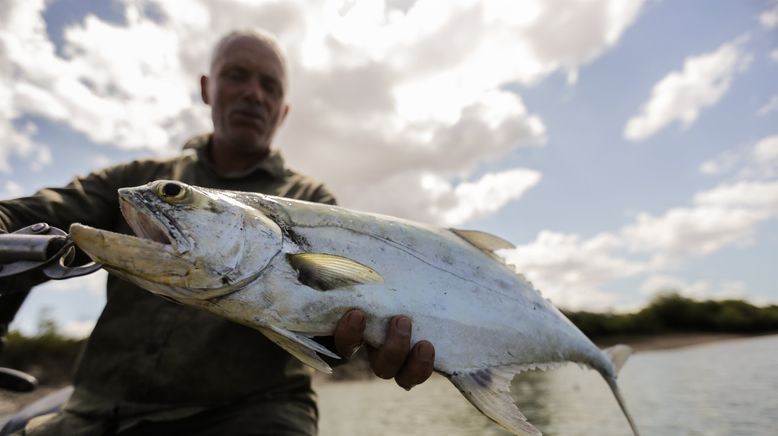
[{"left": 0, "top": 30, "right": 435, "bottom": 435}]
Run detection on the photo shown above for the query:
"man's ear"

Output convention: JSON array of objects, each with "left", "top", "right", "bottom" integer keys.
[
  {"left": 200, "top": 75, "right": 210, "bottom": 105},
  {"left": 279, "top": 103, "right": 290, "bottom": 125}
]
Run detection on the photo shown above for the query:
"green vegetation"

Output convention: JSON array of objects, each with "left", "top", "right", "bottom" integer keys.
[
  {"left": 564, "top": 292, "right": 778, "bottom": 340},
  {"left": 0, "top": 311, "right": 85, "bottom": 385}
]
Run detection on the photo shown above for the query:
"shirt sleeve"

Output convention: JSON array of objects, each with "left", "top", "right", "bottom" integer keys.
[
  {"left": 309, "top": 184, "right": 337, "bottom": 206},
  {"left": 0, "top": 164, "right": 127, "bottom": 233}
]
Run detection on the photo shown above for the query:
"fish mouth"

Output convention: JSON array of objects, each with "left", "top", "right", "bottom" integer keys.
[
  {"left": 68, "top": 192, "right": 200, "bottom": 288},
  {"left": 121, "top": 199, "right": 172, "bottom": 246},
  {"left": 118, "top": 191, "right": 192, "bottom": 254}
]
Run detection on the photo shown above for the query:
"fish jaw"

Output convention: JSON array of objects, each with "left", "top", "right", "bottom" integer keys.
[{"left": 69, "top": 223, "right": 233, "bottom": 297}]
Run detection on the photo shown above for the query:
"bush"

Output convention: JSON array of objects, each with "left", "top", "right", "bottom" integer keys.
[
  {"left": 0, "top": 314, "right": 85, "bottom": 385},
  {"left": 565, "top": 292, "right": 778, "bottom": 340}
]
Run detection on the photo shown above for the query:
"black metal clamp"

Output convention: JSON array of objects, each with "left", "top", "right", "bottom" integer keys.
[{"left": 0, "top": 223, "right": 102, "bottom": 281}]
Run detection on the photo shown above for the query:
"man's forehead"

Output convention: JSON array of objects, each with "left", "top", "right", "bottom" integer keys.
[{"left": 211, "top": 35, "right": 285, "bottom": 71}]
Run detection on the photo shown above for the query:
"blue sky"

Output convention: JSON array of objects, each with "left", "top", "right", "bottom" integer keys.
[{"left": 1, "top": 0, "right": 777, "bottom": 336}]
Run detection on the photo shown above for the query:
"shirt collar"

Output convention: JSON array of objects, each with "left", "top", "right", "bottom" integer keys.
[{"left": 183, "top": 134, "right": 286, "bottom": 180}]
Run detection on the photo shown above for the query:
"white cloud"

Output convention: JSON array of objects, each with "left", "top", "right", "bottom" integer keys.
[
  {"left": 639, "top": 275, "right": 708, "bottom": 298},
  {"left": 2, "top": 180, "right": 24, "bottom": 198},
  {"left": 0, "top": 0, "right": 647, "bottom": 224},
  {"left": 757, "top": 95, "right": 778, "bottom": 116},
  {"left": 0, "top": 1, "right": 52, "bottom": 173},
  {"left": 500, "top": 178, "right": 778, "bottom": 309},
  {"left": 771, "top": 49, "right": 778, "bottom": 63},
  {"left": 624, "top": 38, "right": 751, "bottom": 141},
  {"left": 699, "top": 149, "right": 742, "bottom": 176},
  {"left": 623, "top": 180, "right": 778, "bottom": 266},
  {"left": 622, "top": 205, "right": 766, "bottom": 265},
  {"left": 503, "top": 231, "right": 646, "bottom": 309},
  {"left": 700, "top": 134, "right": 778, "bottom": 179},
  {"left": 437, "top": 168, "right": 542, "bottom": 226},
  {"left": 694, "top": 180, "right": 778, "bottom": 214},
  {"left": 62, "top": 320, "right": 96, "bottom": 338},
  {"left": 92, "top": 154, "right": 114, "bottom": 168},
  {"left": 760, "top": 4, "right": 778, "bottom": 29},
  {"left": 639, "top": 275, "right": 748, "bottom": 301},
  {"left": 34, "top": 269, "right": 108, "bottom": 297},
  {"left": 753, "top": 135, "right": 778, "bottom": 165},
  {"left": 2, "top": 1, "right": 202, "bottom": 153}
]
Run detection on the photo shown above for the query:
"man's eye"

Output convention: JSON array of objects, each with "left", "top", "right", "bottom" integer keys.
[
  {"left": 263, "top": 80, "right": 281, "bottom": 96},
  {"left": 225, "top": 69, "right": 248, "bottom": 80}
]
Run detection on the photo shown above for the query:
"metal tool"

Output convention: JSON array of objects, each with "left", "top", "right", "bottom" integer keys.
[{"left": 0, "top": 223, "right": 102, "bottom": 281}]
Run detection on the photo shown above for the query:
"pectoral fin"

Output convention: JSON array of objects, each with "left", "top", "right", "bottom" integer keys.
[
  {"left": 449, "top": 366, "right": 541, "bottom": 436},
  {"left": 258, "top": 325, "right": 340, "bottom": 374},
  {"left": 288, "top": 253, "right": 383, "bottom": 291}
]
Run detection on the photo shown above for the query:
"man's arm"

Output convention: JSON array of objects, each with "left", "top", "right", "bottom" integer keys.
[{"left": 0, "top": 167, "right": 125, "bottom": 234}]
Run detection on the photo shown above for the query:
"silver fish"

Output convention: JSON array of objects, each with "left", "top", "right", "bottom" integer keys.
[{"left": 70, "top": 180, "right": 640, "bottom": 436}]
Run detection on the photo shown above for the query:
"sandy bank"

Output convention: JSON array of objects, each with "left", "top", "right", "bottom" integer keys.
[{"left": 596, "top": 332, "right": 764, "bottom": 352}]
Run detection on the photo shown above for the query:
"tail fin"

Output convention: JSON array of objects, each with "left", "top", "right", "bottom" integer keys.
[
  {"left": 604, "top": 344, "right": 632, "bottom": 373},
  {"left": 603, "top": 345, "right": 640, "bottom": 436}
]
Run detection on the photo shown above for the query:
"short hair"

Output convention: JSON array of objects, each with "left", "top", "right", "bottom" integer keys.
[{"left": 209, "top": 29, "right": 289, "bottom": 82}]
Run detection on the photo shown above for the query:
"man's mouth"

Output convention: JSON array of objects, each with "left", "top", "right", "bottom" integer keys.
[{"left": 232, "top": 109, "right": 266, "bottom": 125}]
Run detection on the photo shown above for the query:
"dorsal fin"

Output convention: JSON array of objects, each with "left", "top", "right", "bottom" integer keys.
[
  {"left": 288, "top": 253, "right": 384, "bottom": 291},
  {"left": 450, "top": 229, "right": 515, "bottom": 255}
]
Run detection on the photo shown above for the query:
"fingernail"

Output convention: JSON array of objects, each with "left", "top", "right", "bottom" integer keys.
[
  {"left": 396, "top": 317, "right": 411, "bottom": 336},
  {"left": 347, "top": 343, "right": 362, "bottom": 359},
  {"left": 417, "top": 341, "right": 434, "bottom": 362},
  {"left": 348, "top": 311, "right": 365, "bottom": 330}
]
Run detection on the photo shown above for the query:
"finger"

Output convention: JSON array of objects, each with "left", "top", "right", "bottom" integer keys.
[
  {"left": 333, "top": 309, "right": 366, "bottom": 358},
  {"left": 369, "top": 316, "right": 412, "bottom": 379},
  {"left": 394, "top": 340, "right": 435, "bottom": 391}
]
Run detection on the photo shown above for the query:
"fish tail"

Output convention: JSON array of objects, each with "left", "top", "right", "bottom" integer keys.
[
  {"left": 602, "top": 344, "right": 640, "bottom": 436},
  {"left": 606, "top": 376, "right": 641, "bottom": 436},
  {"left": 603, "top": 344, "right": 632, "bottom": 373}
]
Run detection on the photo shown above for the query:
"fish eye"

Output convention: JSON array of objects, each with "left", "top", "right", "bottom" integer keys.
[
  {"left": 156, "top": 182, "right": 189, "bottom": 203},
  {"left": 163, "top": 183, "right": 181, "bottom": 197}
]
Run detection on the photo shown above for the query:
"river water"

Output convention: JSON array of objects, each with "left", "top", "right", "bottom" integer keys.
[{"left": 316, "top": 335, "right": 778, "bottom": 436}]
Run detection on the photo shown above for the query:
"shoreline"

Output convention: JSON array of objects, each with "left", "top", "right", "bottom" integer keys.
[{"left": 595, "top": 332, "right": 767, "bottom": 352}]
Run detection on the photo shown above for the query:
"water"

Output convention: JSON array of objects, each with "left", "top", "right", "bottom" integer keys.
[{"left": 316, "top": 335, "right": 778, "bottom": 436}]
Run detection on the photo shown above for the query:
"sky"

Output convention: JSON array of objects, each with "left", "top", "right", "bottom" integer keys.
[{"left": 1, "top": 0, "right": 776, "bottom": 337}]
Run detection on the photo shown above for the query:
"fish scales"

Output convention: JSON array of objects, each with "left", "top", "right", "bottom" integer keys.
[
  {"left": 69, "top": 180, "right": 640, "bottom": 436},
  {"left": 234, "top": 193, "right": 595, "bottom": 368}
]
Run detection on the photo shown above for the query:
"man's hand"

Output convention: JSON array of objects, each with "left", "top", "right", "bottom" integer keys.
[{"left": 333, "top": 309, "right": 435, "bottom": 390}]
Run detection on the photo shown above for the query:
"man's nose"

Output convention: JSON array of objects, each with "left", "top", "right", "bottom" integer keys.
[{"left": 243, "top": 78, "right": 265, "bottom": 103}]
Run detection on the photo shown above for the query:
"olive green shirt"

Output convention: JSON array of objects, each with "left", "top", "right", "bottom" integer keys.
[{"left": 0, "top": 135, "right": 336, "bottom": 429}]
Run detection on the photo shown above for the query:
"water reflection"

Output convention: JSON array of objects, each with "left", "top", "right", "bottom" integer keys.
[{"left": 512, "top": 370, "right": 552, "bottom": 431}]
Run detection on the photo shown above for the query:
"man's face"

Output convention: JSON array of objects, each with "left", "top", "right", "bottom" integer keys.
[{"left": 201, "top": 35, "right": 289, "bottom": 157}]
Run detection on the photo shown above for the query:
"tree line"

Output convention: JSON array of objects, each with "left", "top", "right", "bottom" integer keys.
[{"left": 564, "top": 292, "right": 778, "bottom": 340}]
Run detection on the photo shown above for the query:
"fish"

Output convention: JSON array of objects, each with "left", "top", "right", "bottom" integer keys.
[{"left": 69, "top": 180, "right": 640, "bottom": 436}]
